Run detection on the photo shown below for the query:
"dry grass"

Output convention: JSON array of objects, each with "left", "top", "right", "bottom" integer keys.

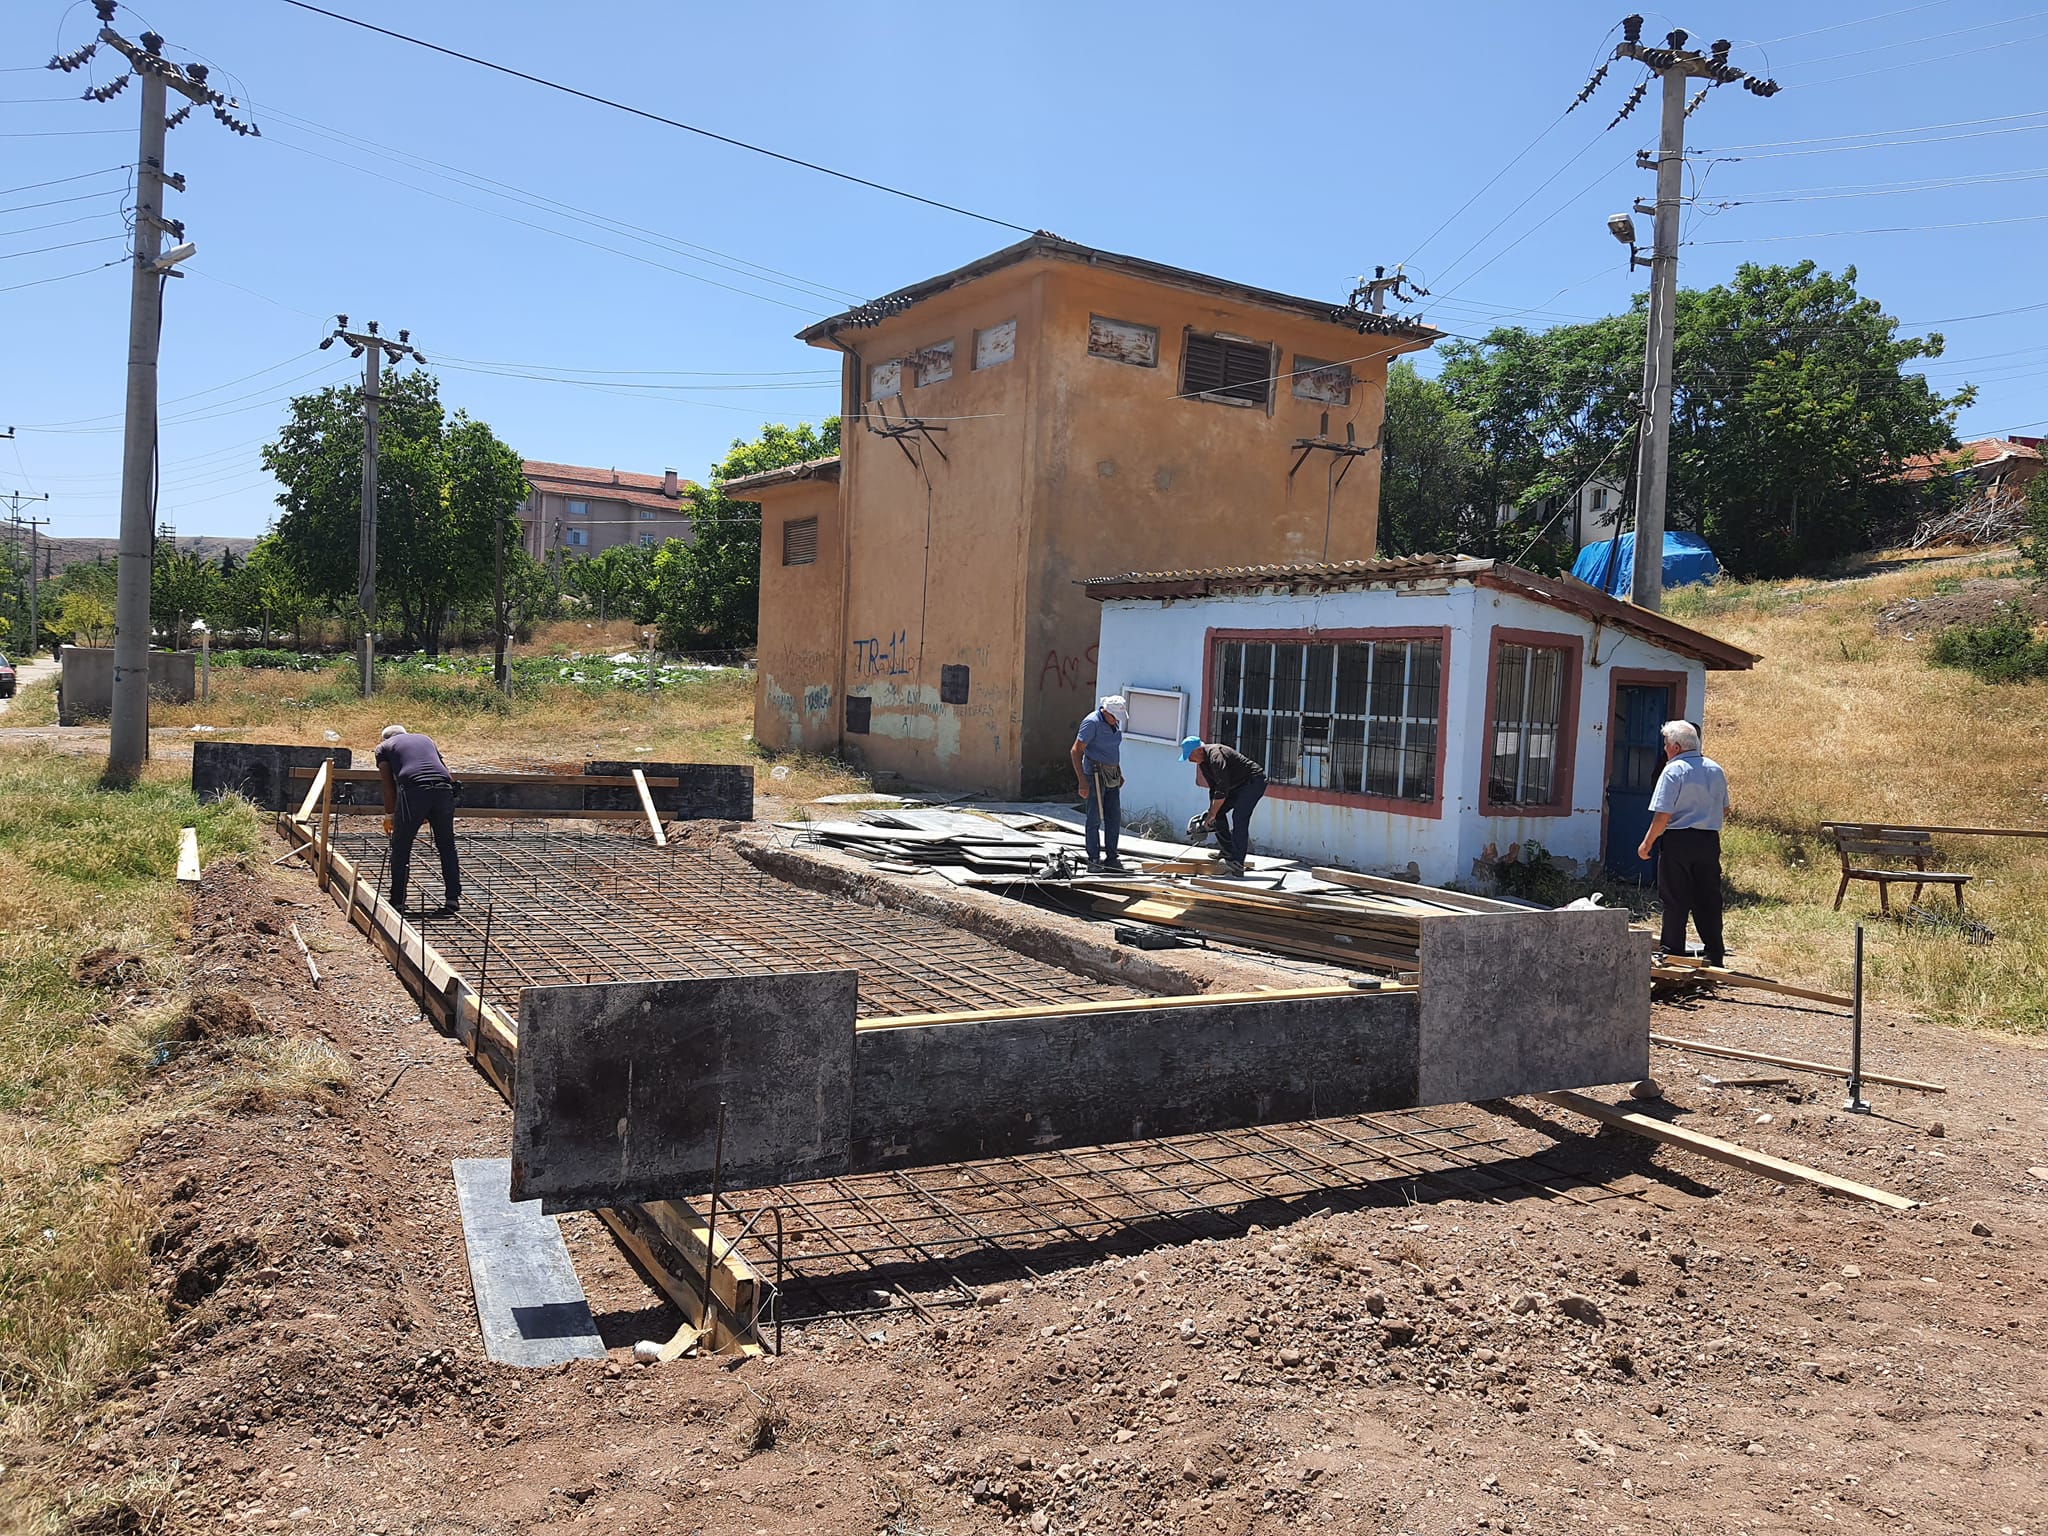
[
  {"left": 1667, "top": 550, "right": 2048, "bottom": 1034},
  {"left": 144, "top": 655, "right": 867, "bottom": 805},
  {"left": 0, "top": 750, "right": 310, "bottom": 1490}
]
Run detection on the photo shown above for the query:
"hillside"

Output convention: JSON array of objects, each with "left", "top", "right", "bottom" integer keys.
[
  {"left": 1666, "top": 546, "right": 2046, "bottom": 1034},
  {"left": 26, "top": 535, "right": 257, "bottom": 578}
]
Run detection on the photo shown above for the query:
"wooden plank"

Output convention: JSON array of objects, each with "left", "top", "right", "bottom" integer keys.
[
  {"left": 1822, "top": 821, "right": 2048, "bottom": 840},
  {"left": 294, "top": 757, "right": 329, "bottom": 823},
  {"left": 290, "top": 921, "right": 320, "bottom": 988},
  {"left": 289, "top": 767, "right": 681, "bottom": 788},
  {"left": 175, "top": 827, "right": 201, "bottom": 885},
  {"left": 323, "top": 805, "right": 652, "bottom": 821},
  {"left": 1535, "top": 1090, "right": 1916, "bottom": 1210},
  {"left": 315, "top": 755, "right": 336, "bottom": 893},
  {"left": 1660, "top": 958, "right": 1852, "bottom": 1008},
  {"left": 1310, "top": 867, "right": 1530, "bottom": 913},
  {"left": 1649, "top": 1032, "right": 1946, "bottom": 1094},
  {"left": 632, "top": 767, "right": 668, "bottom": 846},
  {"left": 865, "top": 983, "right": 1399, "bottom": 1032}
]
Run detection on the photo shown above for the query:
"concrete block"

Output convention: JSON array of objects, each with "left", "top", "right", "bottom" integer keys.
[
  {"left": 1414, "top": 907, "right": 1649, "bottom": 1104},
  {"left": 583, "top": 760, "right": 753, "bottom": 821},
  {"left": 511, "top": 970, "right": 857, "bottom": 1213},
  {"left": 191, "top": 742, "right": 352, "bottom": 810},
  {"left": 850, "top": 991, "right": 1422, "bottom": 1171},
  {"left": 57, "top": 646, "right": 194, "bottom": 725},
  {"left": 451, "top": 1157, "right": 605, "bottom": 1367}
]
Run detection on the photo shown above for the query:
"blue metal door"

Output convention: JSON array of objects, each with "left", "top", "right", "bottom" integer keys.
[{"left": 1605, "top": 685, "right": 1670, "bottom": 877}]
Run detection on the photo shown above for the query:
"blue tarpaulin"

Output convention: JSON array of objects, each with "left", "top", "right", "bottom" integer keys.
[{"left": 1571, "top": 530, "right": 1721, "bottom": 597}]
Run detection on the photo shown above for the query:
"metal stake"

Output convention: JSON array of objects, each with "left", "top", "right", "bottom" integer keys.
[
  {"left": 698, "top": 1100, "right": 728, "bottom": 1340},
  {"left": 1843, "top": 923, "right": 1871, "bottom": 1114}
]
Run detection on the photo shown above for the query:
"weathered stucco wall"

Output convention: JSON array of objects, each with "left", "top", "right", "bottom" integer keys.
[
  {"left": 1019, "top": 264, "right": 1424, "bottom": 786},
  {"left": 826, "top": 266, "right": 1041, "bottom": 795},
  {"left": 1094, "top": 583, "right": 1708, "bottom": 886},
  {"left": 751, "top": 475, "right": 844, "bottom": 754}
]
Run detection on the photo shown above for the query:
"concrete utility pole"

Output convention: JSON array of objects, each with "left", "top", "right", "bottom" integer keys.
[
  {"left": 5, "top": 499, "right": 52, "bottom": 650},
  {"left": 320, "top": 318, "right": 425, "bottom": 696},
  {"left": 1598, "top": 16, "right": 1776, "bottom": 612},
  {"left": 58, "top": 2, "right": 258, "bottom": 780}
]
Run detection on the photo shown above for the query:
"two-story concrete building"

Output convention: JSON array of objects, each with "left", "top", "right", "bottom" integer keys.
[
  {"left": 736, "top": 235, "right": 1437, "bottom": 795},
  {"left": 518, "top": 461, "right": 694, "bottom": 558}
]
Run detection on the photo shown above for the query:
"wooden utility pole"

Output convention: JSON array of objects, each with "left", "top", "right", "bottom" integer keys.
[
  {"left": 320, "top": 319, "right": 424, "bottom": 696},
  {"left": 5, "top": 500, "right": 52, "bottom": 649},
  {"left": 1601, "top": 16, "right": 1776, "bottom": 612},
  {"left": 59, "top": 3, "right": 258, "bottom": 779}
]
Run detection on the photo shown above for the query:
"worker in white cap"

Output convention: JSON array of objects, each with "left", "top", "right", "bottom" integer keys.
[
  {"left": 1070, "top": 694, "right": 1128, "bottom": 872},
  {"left": 375, "top": 724, "right": 462, "bottom": 913}
]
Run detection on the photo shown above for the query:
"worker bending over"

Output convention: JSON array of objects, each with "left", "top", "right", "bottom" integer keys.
[
  {"left": 1180, "top": 735, "right": 1267, "bottom": 878},
  {"left": 376, "top": 724, "right": 462, "bottom": 914}
]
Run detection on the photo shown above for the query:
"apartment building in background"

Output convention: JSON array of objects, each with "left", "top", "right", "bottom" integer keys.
[{"left": 518, "top": 461, "right": 695, "bottom": 558}]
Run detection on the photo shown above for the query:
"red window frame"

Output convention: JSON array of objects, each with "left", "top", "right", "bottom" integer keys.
[
  {"left": 1477, "top": 626, "right": 1585, "bottom": 818},
  {"left": 1199, "top": 625, "right": 1453, "bottom": 820}
]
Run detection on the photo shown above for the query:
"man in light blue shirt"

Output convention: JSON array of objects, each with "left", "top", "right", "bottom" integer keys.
[
  {"left": 1638, "top": 720, "right": 1729, "bottom": 965},
  {"left": 1070, "top": 694, "right": 1126, "bottom": 871}
]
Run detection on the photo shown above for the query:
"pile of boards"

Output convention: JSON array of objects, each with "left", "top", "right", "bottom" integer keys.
[{"left": 783, "top": 808, "right": 1527, "bottom": 978}]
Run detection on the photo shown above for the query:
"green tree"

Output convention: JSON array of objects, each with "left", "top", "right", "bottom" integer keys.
[
  {"left": 1377, "top": 361, "right": 1486, "bottom": 558},
  {"left": 1436, "top": 263, "right": 1970, "bottom": 578},
  {"left": 221, "top": 535, "right": 314, "bottom": 646},
  {"left": 565, "top": 542, "right": 657, "bottom": 624},
  {"left": 261, "top": 371, "right": 528, "bottom": 653},
  {"left": 651, "top": 418, "right": 839, "bottom": 651},
  {"left": 2015, "top": 455, "right": 2048, "bottom": 584},
  {"left": 150, "top": 542, "right": 223, "bottom": 646}
]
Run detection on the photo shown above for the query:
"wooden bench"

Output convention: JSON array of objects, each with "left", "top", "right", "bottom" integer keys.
[{"left": 1824, "top": 825, "right": 1971, "bottom": 914}]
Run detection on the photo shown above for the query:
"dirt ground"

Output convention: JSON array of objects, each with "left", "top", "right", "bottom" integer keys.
[
  {"left": 1873, "top": 575, "right": 2048, "bottom": 637},
  {"left": 35, "top": 838, "right": 2048, "bottom": 1536}
]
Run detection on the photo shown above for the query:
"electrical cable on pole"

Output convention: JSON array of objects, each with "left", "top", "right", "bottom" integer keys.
[
  {"left": 57, "top": 0, "right": 260, "bottom": 782},
  {"left": 1582, "top": 15, "right": 1777, "bottom": 612},
  {"left": 319, "top": 317, "right": 425, "bottom": 697}
]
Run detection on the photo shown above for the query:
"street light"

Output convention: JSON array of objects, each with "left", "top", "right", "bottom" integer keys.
[{"left": 1607, "top": 212, "right": 1648, "bottom": 271}]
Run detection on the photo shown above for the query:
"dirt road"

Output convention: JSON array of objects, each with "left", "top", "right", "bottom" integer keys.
[{"left": 0, "top": 651, "right": 55, "bottom": 713}]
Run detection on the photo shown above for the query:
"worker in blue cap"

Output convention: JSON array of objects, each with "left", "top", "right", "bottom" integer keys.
[{"left": 1180, "top": 735, "right": 1266, "bottom": 878}]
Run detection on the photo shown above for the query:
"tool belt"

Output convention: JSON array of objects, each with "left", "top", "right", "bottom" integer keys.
[{"left": 1091, "top": 764, "right": 1125, "bottom": 791}]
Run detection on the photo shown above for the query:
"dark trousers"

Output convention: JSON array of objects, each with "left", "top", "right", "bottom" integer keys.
[
  {"left": 1083, "top": 770, "right": 1120, "bottom": 862},
  {"left": 392, "top": 780, "right": 460, "bottom": 909},
  {"left": 1656, "top": 827, "right": 1724, "bottom": 963},
  {"left": 1216, "top": 776, "right": 1266, "bottom": 863}
]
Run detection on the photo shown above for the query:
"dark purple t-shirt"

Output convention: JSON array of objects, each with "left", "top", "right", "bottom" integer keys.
[{"left": 375, "top": 732, "right": 452, "bottom": 785}]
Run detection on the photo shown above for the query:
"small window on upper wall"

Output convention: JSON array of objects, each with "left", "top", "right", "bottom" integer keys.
[
  {"left": 912, "top": 340, "right": 953, "bottom": 387},
  {"left": 782, "top": 516, "right": 819, "bottom": 567},
  {"left": 564, "top": 527, "right": 588, "bottom": 547},
  {"left": 1183, "top": 332, "right": 1274, "bottom": 407},
  {"left": 975, "top": 319, "right": 1016, "bottom": 369},
  {"left": 566, "top": 499, "right": 588, "bottom": 516},
  {"left": 1087, "top": 315, "right": 1159, "bottom": 368},
  {"left": 869, "top": 360, "right": 901, "bottom": 401},
  {"left": 1291, "top": 356, "right": 1353, "bottom": 406}
]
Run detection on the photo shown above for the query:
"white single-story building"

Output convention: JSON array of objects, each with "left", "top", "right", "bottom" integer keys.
[{"left": 1084, "top": 554, "right": 1758, "bottom": 887}]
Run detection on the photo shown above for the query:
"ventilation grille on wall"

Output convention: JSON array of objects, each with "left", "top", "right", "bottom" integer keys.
[
  {"left": 1182, "top": 333, "right": 1273, "bottom": 406},
  {"left": 782, "top": 516, "right": 819, "bottom": 566}
]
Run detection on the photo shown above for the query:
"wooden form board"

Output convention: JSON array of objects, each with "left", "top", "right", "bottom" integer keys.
[
  {"left": 1820, "top": 821, "right": 2048, "bottom": 840},
  {"left": 1649, "top": 1032, "right": 1945, "bottom": 1094},
  {"left": 276, "top": 810, "right": 765, "bottom": 1355},
  {"left": 289, "top": 768, "right": 683, "bottom": 788},
  {"left": 175, "top": 827, "right": 201, "bottom": 884},
  {"left": 1536, "top": 1090, "right": 1915, "bottom": 1210}
]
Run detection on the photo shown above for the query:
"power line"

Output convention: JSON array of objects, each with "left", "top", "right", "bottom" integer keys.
[
  {"left": 1757, "top": 1, "right": 1956, "bottom": 46},
  {"left": 0, "top": 164, "right": 128, "bottom": 196},
  {"left": 0, "top": 256, "right": 123, "bottom": 293},
  {"left": 1793, "top": 20, "right": 2048, "bottom": 85},
  {"left": 271, "top": 0, "right": 1038, "bottom": 235},
  {"left": 1699, "top": 107, "right": 2048, "bottom": 153},
  {"left": 250, "top": 100, "right": 869, "bottom": 307},
  {"left": 1690, "top": 209, "right": 2048, "bottom": 243}
]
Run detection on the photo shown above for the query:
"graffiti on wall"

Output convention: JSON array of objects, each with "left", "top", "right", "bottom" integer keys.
[
  {"left": 852, "top": 631, "right": 913, "bottom": 679},
  {"left": 1038, "top": 643, "right": 1098, "bottom": 693}
]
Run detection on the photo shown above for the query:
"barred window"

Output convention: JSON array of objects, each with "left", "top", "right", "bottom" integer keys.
[
  {"left": 1487, "top": 641, "right": 1569, "bottom": 807},
  {"left": 1210, "top": 635, "right": 1442, "bottom": 802}
]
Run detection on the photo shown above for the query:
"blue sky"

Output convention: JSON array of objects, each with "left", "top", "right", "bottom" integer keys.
[{"left": 4, "top": 0, "right": 2045, "bottom": 540}]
